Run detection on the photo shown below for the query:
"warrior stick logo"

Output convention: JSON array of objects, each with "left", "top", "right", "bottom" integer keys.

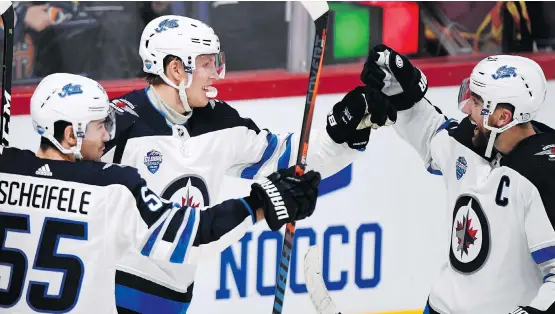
[
  {"left": 260, "top": 179, "right": 289, "bottom": 220},
  {"left": 306, "top": 34, "right": 324, "bottom": 108}
]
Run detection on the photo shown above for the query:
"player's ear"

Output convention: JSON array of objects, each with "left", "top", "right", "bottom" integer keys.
[
  {"left": 63, "top": 125, "right": 77, "bottom": 148},
  {"left": 167, "top": 58, "right": 185, "bottom": 82},
  {"left": 497, "top": 105, "right": 514, "bottom": 127}
]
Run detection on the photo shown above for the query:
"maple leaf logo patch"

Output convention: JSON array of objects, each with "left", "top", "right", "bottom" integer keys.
[
  {"left": 450, "top": 195, "right": 490, "bottom": 274},
  {"left": 455, "top": 209, "right": 479, "bottom": 257}
]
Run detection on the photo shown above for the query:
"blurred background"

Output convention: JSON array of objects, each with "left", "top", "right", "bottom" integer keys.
[{"left": 1, "top": 1, "right": 554, "bottom": 85}]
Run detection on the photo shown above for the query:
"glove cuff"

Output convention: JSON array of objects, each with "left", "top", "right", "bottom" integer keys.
[
  {"left": 244, "top": 194, "right": 263, "bottom": 213},
  {"left": 389, "top": 93, "right": 415, "bottom": 111}
]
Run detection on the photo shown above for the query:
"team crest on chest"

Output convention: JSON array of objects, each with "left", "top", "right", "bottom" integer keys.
[
  {"left": 450, "top": 195, "right": 490, "bottom": 273},
  {"left": 144, "top": 150, "right": 163, "bottom": 174},
  {"left": 161, "top": 174, "right": 210, "bottom": 208},
  {"left": 456, "top": 156, "right": 468, "bottom": 180}
]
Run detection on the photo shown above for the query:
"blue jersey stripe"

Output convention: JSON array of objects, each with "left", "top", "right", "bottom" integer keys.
[
  {"left": 170, "top": 208, "right": 197, "bottom": 263},
  {"left": 241, "top": 133, "right": 278, "bottom": 179}
]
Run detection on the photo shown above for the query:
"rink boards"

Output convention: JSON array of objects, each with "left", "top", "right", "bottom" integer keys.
[{"left": 11, "top": 82, "right": 555, "bottom": 314}]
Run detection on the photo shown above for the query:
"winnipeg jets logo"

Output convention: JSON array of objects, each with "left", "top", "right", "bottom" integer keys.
[
  {"left": 181, "top": 179, "right": 201, "bottom": 208},
  {"left": 155, "top": 19, "right": 179, "bottom": 33},
  {"left": 491, "top": 65, "right": 517, "bottom": 80},
  {"left": 450, "top": 195, "right": 490, "bottom": 274},
  {"left": 534, "top": 144, "right": 555, "bottom": 161},
  {"left": 110, "top": 99, "right": 139, "bottom": 117},
  {"left": 455, "top": 210, "right": 478, "bottom": 257},
  {"left": 58, "top": 83, "right": 83, "bottom": 98},
  {"left": 161, "top": 174, "right": 210, "bottom": 209}
]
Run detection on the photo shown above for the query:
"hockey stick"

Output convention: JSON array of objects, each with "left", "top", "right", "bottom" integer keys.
[
  {"left": 304, "top": 246, "right": 341, "bottom": 314},
  {"left": 0, "top": 2, "right": 14, "bottom": 148},
  {"left": 271, "top": 2, "right": 329, "bottom": 313}
]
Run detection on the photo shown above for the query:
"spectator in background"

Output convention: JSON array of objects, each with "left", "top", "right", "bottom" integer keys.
[
  {"left": 526, "top": 1, "right": 555, "bottom": 51},
  {"left": 139, "top": 1, "right": 173, "bottom": 25},
  {"left": 10, "top": 1, "right": 145, "bottom": 83},
  {"left": 22, "top": 4, "right": 52, "bottom": 32},
  {"left": 10, "top": 2, "right": 54, "bottom": 82},
  {"left": 427, "top": 1, "right": 554, "bottom": 54}
]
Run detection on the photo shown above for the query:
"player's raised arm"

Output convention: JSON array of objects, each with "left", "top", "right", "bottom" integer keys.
[
  {"left": 225, "top": 85, "right": 397, "bottom": 180},
  {"left": 361, "top": 45, "right": 462, "bottom": 175},
  {"left": 111, "top": 164, "right": 320, "bottom": 264}
]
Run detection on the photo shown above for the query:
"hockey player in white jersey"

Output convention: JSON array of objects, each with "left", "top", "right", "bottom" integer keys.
[
  {"left": 362, "top": 45, "right": 555, "bottom": 314},
  {"left": 102, "top": 15, "right": 397, "bottom": 313},
  {"left": 0, "top": 73, "right": 322, "bottom": 313}
]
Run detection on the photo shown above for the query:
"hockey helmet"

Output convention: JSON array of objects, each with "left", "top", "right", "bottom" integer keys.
[{"left": 30, "top": 73, "right": 115, "bottom": 159}]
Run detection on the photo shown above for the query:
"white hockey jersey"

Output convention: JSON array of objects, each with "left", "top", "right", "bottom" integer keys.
[
  {"left": 102, "top": 87, "right": 361, "bottom": 313},
  {"left": 394, "top": 99, "right": 555, "bottom": 314},
  {"left": 0, "top": 146, "right": 255, "bottom": 314}
]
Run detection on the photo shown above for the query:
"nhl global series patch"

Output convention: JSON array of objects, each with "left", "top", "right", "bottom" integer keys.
[
  {"left": 456, "top": 156, "right": 467, "bottom": 180},
  {"left": 144, "top": 150, "right": 163, "bottom": 174}
]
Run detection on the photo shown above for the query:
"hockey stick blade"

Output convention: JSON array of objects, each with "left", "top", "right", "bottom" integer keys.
[
  {"left": 0, "top": 2, "right": 13, "bottom": 148},
  {"left": 0, "top": 2, "right": 11, "bottom": 15},
  {"left": 271, "top": 2, "right": 329, "bottom": 314},
  {"left": 304, "top": 246, "right": 341, "bottom": 314},
  {"left": 301, "top": 1, "right": 329, "bottom": 22}
]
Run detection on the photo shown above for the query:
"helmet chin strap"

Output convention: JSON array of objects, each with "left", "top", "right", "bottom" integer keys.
[
  {"left": 159, "top": 70, "right": 219, "bottom": 113},
  {"left": 159, "top": 72, "right": 193, "bottom": 115},
  {"left": 45, "top": 122, "right": 87, "bottom": 160},
  {"left": 483, "top": 116, "right": 519, "bottom": 158},
  {"left": 485, "top": 130, "right": 497, "bottom": 158}
]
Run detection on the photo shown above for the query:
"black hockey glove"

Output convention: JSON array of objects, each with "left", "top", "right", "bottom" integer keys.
[
  {"left": 510, "top": 306, "right": 543, "bottom": 313},
  {"left": 326, "top": 85, "right": 397, "bottom": 150},
  {"left": 361, "top": 44, "right": 428, "bottom": 111},
  {"left": 249, "top": 166, "right": 321, "bottom": 231}
]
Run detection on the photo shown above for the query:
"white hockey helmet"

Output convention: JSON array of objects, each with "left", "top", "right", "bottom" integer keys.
[
  {"left": 139, "top": 15, "right": 225, "bottom": 110},
  {"left": 30, "top": 73, "right": 115, "bottom": 159},
  {"left": 468, "top": 55, "right": 547, "bottom": 157}
]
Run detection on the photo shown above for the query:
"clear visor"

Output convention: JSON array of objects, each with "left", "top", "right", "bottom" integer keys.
[
  {"left": 214, "top": 51, "right": 226, "bottom": 79},
  {"left": 457, "top": 77, "right": 471, "bottom": 111},
  {"left": 104, "top": 107, "right": 116, "bottom": 140},
  {"left": 184, "top": 52, "right": 226, "bottom": 80},
  {"left": 79, "top": 113, "right": 116, "bottom": 141}
]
